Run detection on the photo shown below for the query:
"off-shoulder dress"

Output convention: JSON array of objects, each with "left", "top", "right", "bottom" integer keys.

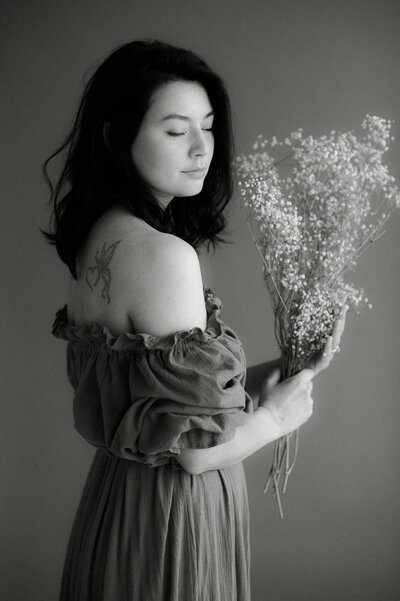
[{"left": 52, "top": 287, "right": 254, "bottom": 601}]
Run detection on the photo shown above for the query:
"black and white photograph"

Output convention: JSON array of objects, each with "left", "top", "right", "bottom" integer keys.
[{"left": 1, "top": 1, "right": 400, "bottom": 600}]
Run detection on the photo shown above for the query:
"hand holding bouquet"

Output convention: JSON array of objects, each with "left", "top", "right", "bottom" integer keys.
[{"left": 235, "top": 115, "right": 400, "bottom": 517}]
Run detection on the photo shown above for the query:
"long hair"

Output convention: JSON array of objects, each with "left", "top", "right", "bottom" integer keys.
[{"left": 41, "top": 39, "right": 235, "bottom": 279}]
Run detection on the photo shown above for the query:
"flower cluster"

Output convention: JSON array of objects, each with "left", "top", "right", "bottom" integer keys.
[
  {"left": 236, "top": 115, "right": 400, "bottom": 377},
  {"left": 236, "top": 116, "right": 399, "bottom": 516}
]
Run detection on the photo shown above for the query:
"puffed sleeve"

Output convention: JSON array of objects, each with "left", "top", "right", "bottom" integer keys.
[{"left": 52, "top": 289, "right": 253, "bottom": 467}]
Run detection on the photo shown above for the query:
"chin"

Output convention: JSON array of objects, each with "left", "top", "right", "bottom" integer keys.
[{"left": 175, "top": 184, "right": 205, "bottom": 198}]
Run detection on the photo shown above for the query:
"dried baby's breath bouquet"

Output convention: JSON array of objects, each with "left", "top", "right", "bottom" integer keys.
[{"left": 235, "top": 115, "right": 400, "bottom": 517}]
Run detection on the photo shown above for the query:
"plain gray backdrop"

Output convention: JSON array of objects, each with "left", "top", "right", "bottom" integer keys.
[{"left": 1, "top": 1, "right": 400, "bottom": 599}]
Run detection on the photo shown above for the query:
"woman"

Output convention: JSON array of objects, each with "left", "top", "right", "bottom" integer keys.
[{"left": 44, "top": 40, "right": 345, "bottom": 601}]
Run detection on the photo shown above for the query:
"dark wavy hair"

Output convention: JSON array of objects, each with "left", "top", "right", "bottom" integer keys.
[{"left": 41, "top": 39, "right": 235, "bottom": 279}]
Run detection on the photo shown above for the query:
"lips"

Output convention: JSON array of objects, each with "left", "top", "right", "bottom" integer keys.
[
  {"left": 182, "top": 166, "right": 208, "bottom": 173},
  {"left": 181, "top": 168, "right": 208, "bottom": 180}
]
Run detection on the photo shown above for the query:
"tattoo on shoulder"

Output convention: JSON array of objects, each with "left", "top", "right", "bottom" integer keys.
[{"left": 85, "top": 240, "right": 122, "bottom": 304}]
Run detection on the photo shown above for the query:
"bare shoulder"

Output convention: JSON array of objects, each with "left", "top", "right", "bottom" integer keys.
[
  {"left": 69, "top": 206, "right": 207, "bottom": 336},
  {"left": 126, "top": 231, "right": 207, "bottom": 336}
]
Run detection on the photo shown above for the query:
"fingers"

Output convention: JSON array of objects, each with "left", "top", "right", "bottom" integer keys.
[
  {"left": 265, "top": 367, "right": 281, "bottom": 390},
  {"left": 331, "top": 304, "right": 348, "bottom": 351},
  {"left": 306, "top": 304, "right": 349, "bottom": 375},
  {"left": 323, "top": 334, "right": 333, "bottom": 359},
  {"left": 267, "top": 305, "right": 348, "bottom": 386},
  {"left": 308, "top": 336, "right": 333, "bottom": 375},
  {"left": 298, "top": 367, "right": 315, "bottom": 381}
]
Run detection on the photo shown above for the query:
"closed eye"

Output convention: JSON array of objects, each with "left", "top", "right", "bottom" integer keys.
[{"left": 167, "top": 127, "right": 213, "bottom": 137}]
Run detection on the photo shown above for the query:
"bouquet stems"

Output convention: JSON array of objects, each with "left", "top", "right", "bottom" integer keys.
[
  {"left": 236, "top": 116, "right": 400, "bottom": 519},
  {"left": 263, "top": 430, "right": 299, "bottom": 519}
]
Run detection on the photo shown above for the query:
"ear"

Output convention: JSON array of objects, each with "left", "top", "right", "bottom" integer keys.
[{"left": 103, "top": 122, "right": 111, "bottom": 151}]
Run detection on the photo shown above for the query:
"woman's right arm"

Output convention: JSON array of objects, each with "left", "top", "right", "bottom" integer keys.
[
  {"left": 177, "top": 319, "right": 347, "bottom": 475},
  {"left": 123, "top": 234, "right": 336, "bottom": 476},
  {"left": 177, "top": 368, "right": 314, "bottom": 474}
]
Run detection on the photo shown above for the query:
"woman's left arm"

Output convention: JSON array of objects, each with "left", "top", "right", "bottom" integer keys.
[{"left": 245, "top": 302, "right": 348, "bottom": 403}]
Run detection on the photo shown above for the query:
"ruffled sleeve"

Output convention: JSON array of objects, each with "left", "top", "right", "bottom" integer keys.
[{"left": 52, "top": 288, "right": 253, "bottom": 467}]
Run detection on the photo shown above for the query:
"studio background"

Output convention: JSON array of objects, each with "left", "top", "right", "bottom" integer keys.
[{"left": 1, "top": 1, "right": 399, "bottom": 599}]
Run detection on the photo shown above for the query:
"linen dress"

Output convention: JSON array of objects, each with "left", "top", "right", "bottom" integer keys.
[{"left": 52, "top": 287, "right": 254, "bottom": 601}]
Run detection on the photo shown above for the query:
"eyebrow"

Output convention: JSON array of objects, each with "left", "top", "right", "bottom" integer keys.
[{"left": 160, "top": 110, "right": 214, "bottom": 122}]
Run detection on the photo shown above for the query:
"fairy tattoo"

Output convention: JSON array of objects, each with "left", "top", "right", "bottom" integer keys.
[{"left": 85, "top": 240, "right": 121, "bottom": 304}]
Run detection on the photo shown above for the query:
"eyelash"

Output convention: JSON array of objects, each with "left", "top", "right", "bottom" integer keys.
[{"left": 167, "top": 128, "right": 213, "bottom": 137}]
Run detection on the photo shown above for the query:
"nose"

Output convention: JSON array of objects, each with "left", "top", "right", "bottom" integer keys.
[{"left": 189, "top": 129, "right": 212, "bottom": 158}]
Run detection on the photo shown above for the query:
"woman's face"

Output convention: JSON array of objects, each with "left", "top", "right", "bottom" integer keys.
[{"left": 131, "top": 80, "right": 215, "bottom": 207}]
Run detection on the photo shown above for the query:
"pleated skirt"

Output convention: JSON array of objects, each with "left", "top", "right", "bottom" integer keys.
[{"left": 59, "top": 450, "right": 251, "bottom": 601}]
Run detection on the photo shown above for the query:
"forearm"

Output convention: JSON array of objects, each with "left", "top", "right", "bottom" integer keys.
[{"left": 176, "top": 406, "right": 281, "bottom": 475}]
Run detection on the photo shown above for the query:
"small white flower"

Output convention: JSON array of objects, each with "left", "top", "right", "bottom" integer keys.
[{"left": 234, "top": 115, "right": 399, "bottom": 374}]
